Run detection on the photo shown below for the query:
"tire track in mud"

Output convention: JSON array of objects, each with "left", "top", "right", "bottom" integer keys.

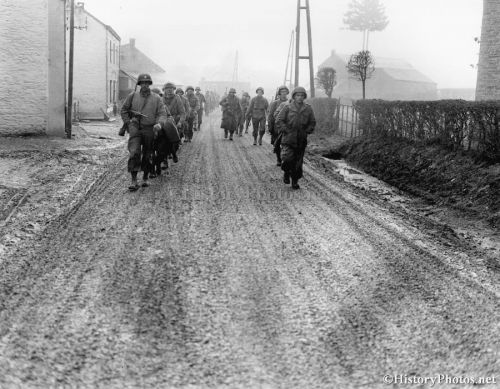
[{"left": 0, "top": 116, "right": 499, "bottom": 388}]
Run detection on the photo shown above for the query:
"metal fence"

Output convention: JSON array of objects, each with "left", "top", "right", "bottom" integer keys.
[{"left": 336, "top": 103, "right": 361, "bottom": 138}]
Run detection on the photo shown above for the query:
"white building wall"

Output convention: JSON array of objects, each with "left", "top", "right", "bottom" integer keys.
[
  {"left": 106, "top": 30, "right": 120, "bottom": 108},
  {"left": 0, "top": 0, "right": 65, "bottom": 136},
  {"left": 71, "top": 5, "right": 107, "bottom": 119}
]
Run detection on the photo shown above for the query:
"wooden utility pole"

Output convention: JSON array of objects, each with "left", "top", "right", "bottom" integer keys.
[
  {"left": 66, "top": 0, "right": 75, "bottom": 138},
  {"left": 294, "top": 0, "right": 315, "bottom": 97}
]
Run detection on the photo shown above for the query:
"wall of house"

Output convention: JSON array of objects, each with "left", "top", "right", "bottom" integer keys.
[
  {"left": 105, "top": 29, "right": 120, "bottom": 111},
  {"left": 476, "top": 0, "right": 500, "bottom": 100},
  {"left": 0, "top": 0, "right": 64, "bottom": 136},
  {"left": 70, "top": 5, "right": 107, "bottom": 119}
]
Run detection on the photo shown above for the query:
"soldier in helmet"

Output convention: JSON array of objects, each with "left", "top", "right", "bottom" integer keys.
[
  {"left": 195, "top": 87, "right": 206, "bottom": 130},
  {"left": 176, "top": 88, "right": 191, "bottom": 142},
  {"left": 276, "top": 86, "right": 316, "bottom": 189},
  {"left": 239, "top": 92, "right": 251, "bottom": 136},
  {"left": 185, "top": 86, "right": 200, "bottom": 141},
  {"left": 219, "top": 88, "right": 242, "bottom": 140},
  {"left": 246, "top": 87, "right": 269, "bottom": 145},
  {"left": 121, "top": 73, "right": 168, "bottom": 191},
  {"left": 268, "top": 85, "right": 290, "bottom": 166}
]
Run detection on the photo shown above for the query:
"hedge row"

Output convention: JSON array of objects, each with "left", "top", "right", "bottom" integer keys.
[
  {"left": 354, "top": 100, "right": 500, "bottom": 162},
  {"left": 308, "top": 98, "right": 339, "bottom": 132}
]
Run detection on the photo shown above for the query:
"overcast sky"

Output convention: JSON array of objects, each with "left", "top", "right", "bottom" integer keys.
[{"left": 82, "top": 0, "right": 483, "bottom": 92}]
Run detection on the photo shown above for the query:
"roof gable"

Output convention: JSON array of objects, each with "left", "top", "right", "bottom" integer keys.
[{"left": 120, "top": 44, "right": 166, "bottom": 74}]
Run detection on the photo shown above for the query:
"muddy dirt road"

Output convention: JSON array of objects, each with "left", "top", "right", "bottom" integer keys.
[{"left": 0, "top": 115, "right": 499, "bottom": 388}]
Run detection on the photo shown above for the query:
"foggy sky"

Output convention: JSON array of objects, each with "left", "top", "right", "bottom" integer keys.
[{"left": 82, "top": 0, "right": 482, "bottom": 93}]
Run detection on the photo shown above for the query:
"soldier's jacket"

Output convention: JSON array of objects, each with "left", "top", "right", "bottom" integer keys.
[
  {"left": 195, "top": 92, "right": 206, "bottom": 109},
  {"left": 273, "top": 101, "right": 288, "bottom": 134},
  {"left": 247, "top": 95, "right": 269, "bottom": 119},
  {"left": 186, "top": 94, "right": 200, "bottom": 118},
  {"left": 219, "top": 95, "right": 242, "bottom": 118},
  {"left": 268, "top": 98, "right": 288, "bottom": 129},
  {"left": 121, "top": 90, "right": 168, "bottom": 127},
  {"left": 180, "top": 95, "right": 190, "bottom": 118},
  {"left": 163, "top": 94, "right": 186, "bottom": 124},
  {"left": 276, "top": 101, "right": 316, "bottom": 148},
  {"left": 240, "top": 96, "right": 250, "bottom": 110}
]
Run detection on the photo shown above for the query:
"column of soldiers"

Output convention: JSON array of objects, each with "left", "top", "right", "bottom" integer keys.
[
  {"left": 120, "top": 73, "right": 211, "bottom": 191},
  {"left": 121, "top": 73, "right": 316, "bottom": 192}
]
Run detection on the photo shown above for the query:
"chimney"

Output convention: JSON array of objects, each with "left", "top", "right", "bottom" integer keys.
[
  {"left": 76, "top": 2, "right": 84, "bottom": 9},
  {"left": 130, "top": 38, "right": 135, "bottom": 49}
]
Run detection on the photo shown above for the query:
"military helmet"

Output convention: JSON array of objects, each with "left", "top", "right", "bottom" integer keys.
[
  {"left": 185, "top": 86, "right": 194, "bottom": 92},
  {"left": 277, "top": 85, "right": 290, "bottom": 94},
  {"left": 163, "top": 82, "right": 176, "bottom": 90},
  {"left": 292, "top": 86, "right": 307, "bottom": 99},
  {"left": 242, "top": 92, "right": 250, "bottom": 97},
  {"left": 175, "top": 88, "right": 184, "bottom": 95},
  {"left": 256, "top": 87, "right": 264, "bottom": 94},
  {"left": 151, "top": 87, "right": 161, "bottom": 95},
  {"left": 137, "top": 73, "right": 153, "bottom": 85},
  {"left": 195, "top": 86, "right": 201, "bottom": 91},
  {"left": 228, "top": 88, "right": 237, "bottom": 94}
]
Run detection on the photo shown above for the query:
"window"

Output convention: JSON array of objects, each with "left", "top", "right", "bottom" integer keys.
[
  {"left": 110, "top": 80, "right": 113, "bottom": 103},
  {"left": 109, "top": 41, "right": 112, "bottom": 62}
]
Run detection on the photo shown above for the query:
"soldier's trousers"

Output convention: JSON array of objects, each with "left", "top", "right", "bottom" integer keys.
[
  {"left": 186, "top": 117, "right": 195, "bottom": 140},
  {"left": 197, "top": 109, "right": 203, "bottom": 127},
  {"left": 238, "top": 108, "right": 249, "bottom": 134},
  {"left": 128, "top": 124, "right": 154, "bottom": 175},
  {"left": 281, "top": 144, "right": 306, "bottom": 180},
  {"left": 154, "top": 134, "right": 178, "bottom": 171},
  {"left": 273, "top": 132, "right": 282, "bottom": 163},
  {"left": 252, "top": 116, "right": 266, "bottom": 138}
]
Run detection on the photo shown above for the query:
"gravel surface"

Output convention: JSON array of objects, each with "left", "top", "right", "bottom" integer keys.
[{"left": 0, "top": 115, "right": 498, "bottom": 388}]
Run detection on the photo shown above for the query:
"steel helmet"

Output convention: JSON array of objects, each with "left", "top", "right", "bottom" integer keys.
[
  {"left": 228, "top": 88, "right": 236, "bottom": 94},
  {"left": 175, "top": 88, "right": 184, "bottom": 95},
  {"left": 137, "top": 73, "right": 153, "bottom": 85},
  {"left": 186, "top": 86, "right": 194, "bottom": 92},
  {"left": 242, "top": 91, "right": 250, "bottom": 97},
  {"left": 195, "top": 86, "right": 201, "bottom": 91},
  {"left": 277, "top": 85, "right": 290, "bottom": 94},
  {"left": 163, "top": 82, "right": 176, "bottom": 90},
  {"left": 292, "top": 86, "right": 307, "bottom": 99},
  {"left": 256, "top": 87, "right": 264, "bottom": 94},
  {"left": 151, "top": 87, "right": 161, "bottom": 95}
]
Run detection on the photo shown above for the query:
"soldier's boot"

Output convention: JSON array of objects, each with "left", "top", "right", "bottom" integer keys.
[
  {"left": 253, "top": 136, "right": 257, "bottom": 145},
  {"left": 283, "top": 171, "right": 291, "bottom": 185},
  {"left": 258, "top": 134, "right": 263, "bottom": 145},
  {"left": 229, "top": 132, "right": 233, "bottom": 140},
  {"left": 172, "top": 151, "right": 178, "bottom": 163},
  {"left": 142, "top": 172, "right": 150, "bottom": 187},
  {"left": 291, "top": 178, "right": 300, "bottom": 190},
  {"left": 224, "top": 129, "right": 228, "bottom": 139},
  {"left": 128, "top": 172, "right": 139, "bottom": 192}
]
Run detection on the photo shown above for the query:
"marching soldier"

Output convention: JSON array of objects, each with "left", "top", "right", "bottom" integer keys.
[
  {"left": 121, "top": 73, "right": 167, "bottom": 191},
  {"left": 219, "top": 88, "right": 242, "bottom": 140},
  {"left": 239, "top": 92, "right": 251, "bottom": 136},
  {"left": 268, "top": 85, "right": 290, "bottom": 166},
  {"left": 176, "top": 88, "right": 192, "bottom": 142},
  {"left": 276, "top": 86, "right": 316, "bottom": 189},
  {"left": 247, "top": 87, "right": 269, "bottom": 145},
  {"left": 195, "top": 87, "right": 206, "bottom": 130},
  {"left": 160, "top": 82, "right": 186, "bottom": 170},
  {"left": 185, "top": 86, "right": 200, "bottom": 141}
]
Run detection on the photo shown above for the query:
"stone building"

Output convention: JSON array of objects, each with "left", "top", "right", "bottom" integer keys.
[
  {"left": 476, "top": 0, "right": 500, "bottom": 100},
  {"left": 0, "top": 0, "right": 66, "bottom": 136},
  {"left": 120, "top": 38, "right": 167, "bottom": 93},
  {"left": 319, "top": 51, "right": 437, "bottom": 101},
  {"left": 68, "top": 2, "right": 120, "bottom": 119}
]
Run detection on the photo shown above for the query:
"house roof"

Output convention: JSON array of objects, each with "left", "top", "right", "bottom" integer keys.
[
  {"left": 120, "top": 43, "right": 166, "bottom": 74},
  {"left": 320, "top": 51, "right": 435, "bottom": 85}
]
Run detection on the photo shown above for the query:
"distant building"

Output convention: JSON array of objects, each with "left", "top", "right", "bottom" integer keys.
[
  {"left": 120, "top": 38, "right": 167, "bottom": 92},
  {"left": 199, "top": 80, "right": 251, "bottom": 98},
  {"left": 0, "top": 0, "right": 66, "bottom": 136},
  {"left": 68, "top": 2, "right": 120, "bottom": 119},
  {"left": 476, "top": 0, "right": 500, "bottom": 100},
  {"left": 438, "top": 88, "right": 476, "bottom": 101},
  {"left": 319, "top": 51, "right": 437, "bottom": 101},
  {"left": 119, "top": 70, "right": 137, "bottom": 100}
]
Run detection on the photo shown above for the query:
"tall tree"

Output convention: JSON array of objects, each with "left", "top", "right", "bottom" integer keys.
[
  {"left": 344, "top": 0, "right": 389, "bottom": 50},
  {"left": 347, "top": 50, "right": 375, "bottom": 100},
  {"left": 315, "top": 67, "right": 337, "bottom": 98}
]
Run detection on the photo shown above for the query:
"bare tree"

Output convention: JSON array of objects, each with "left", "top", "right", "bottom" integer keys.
[
  {"left": 347, "top": 50, "right": 375, "bottom": 100},
  {"left": 344, "top": 0, "right": 389, "bottom": 50},
  {"left": 315, "top": 67, "right": 337, "bottom": 98}
]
